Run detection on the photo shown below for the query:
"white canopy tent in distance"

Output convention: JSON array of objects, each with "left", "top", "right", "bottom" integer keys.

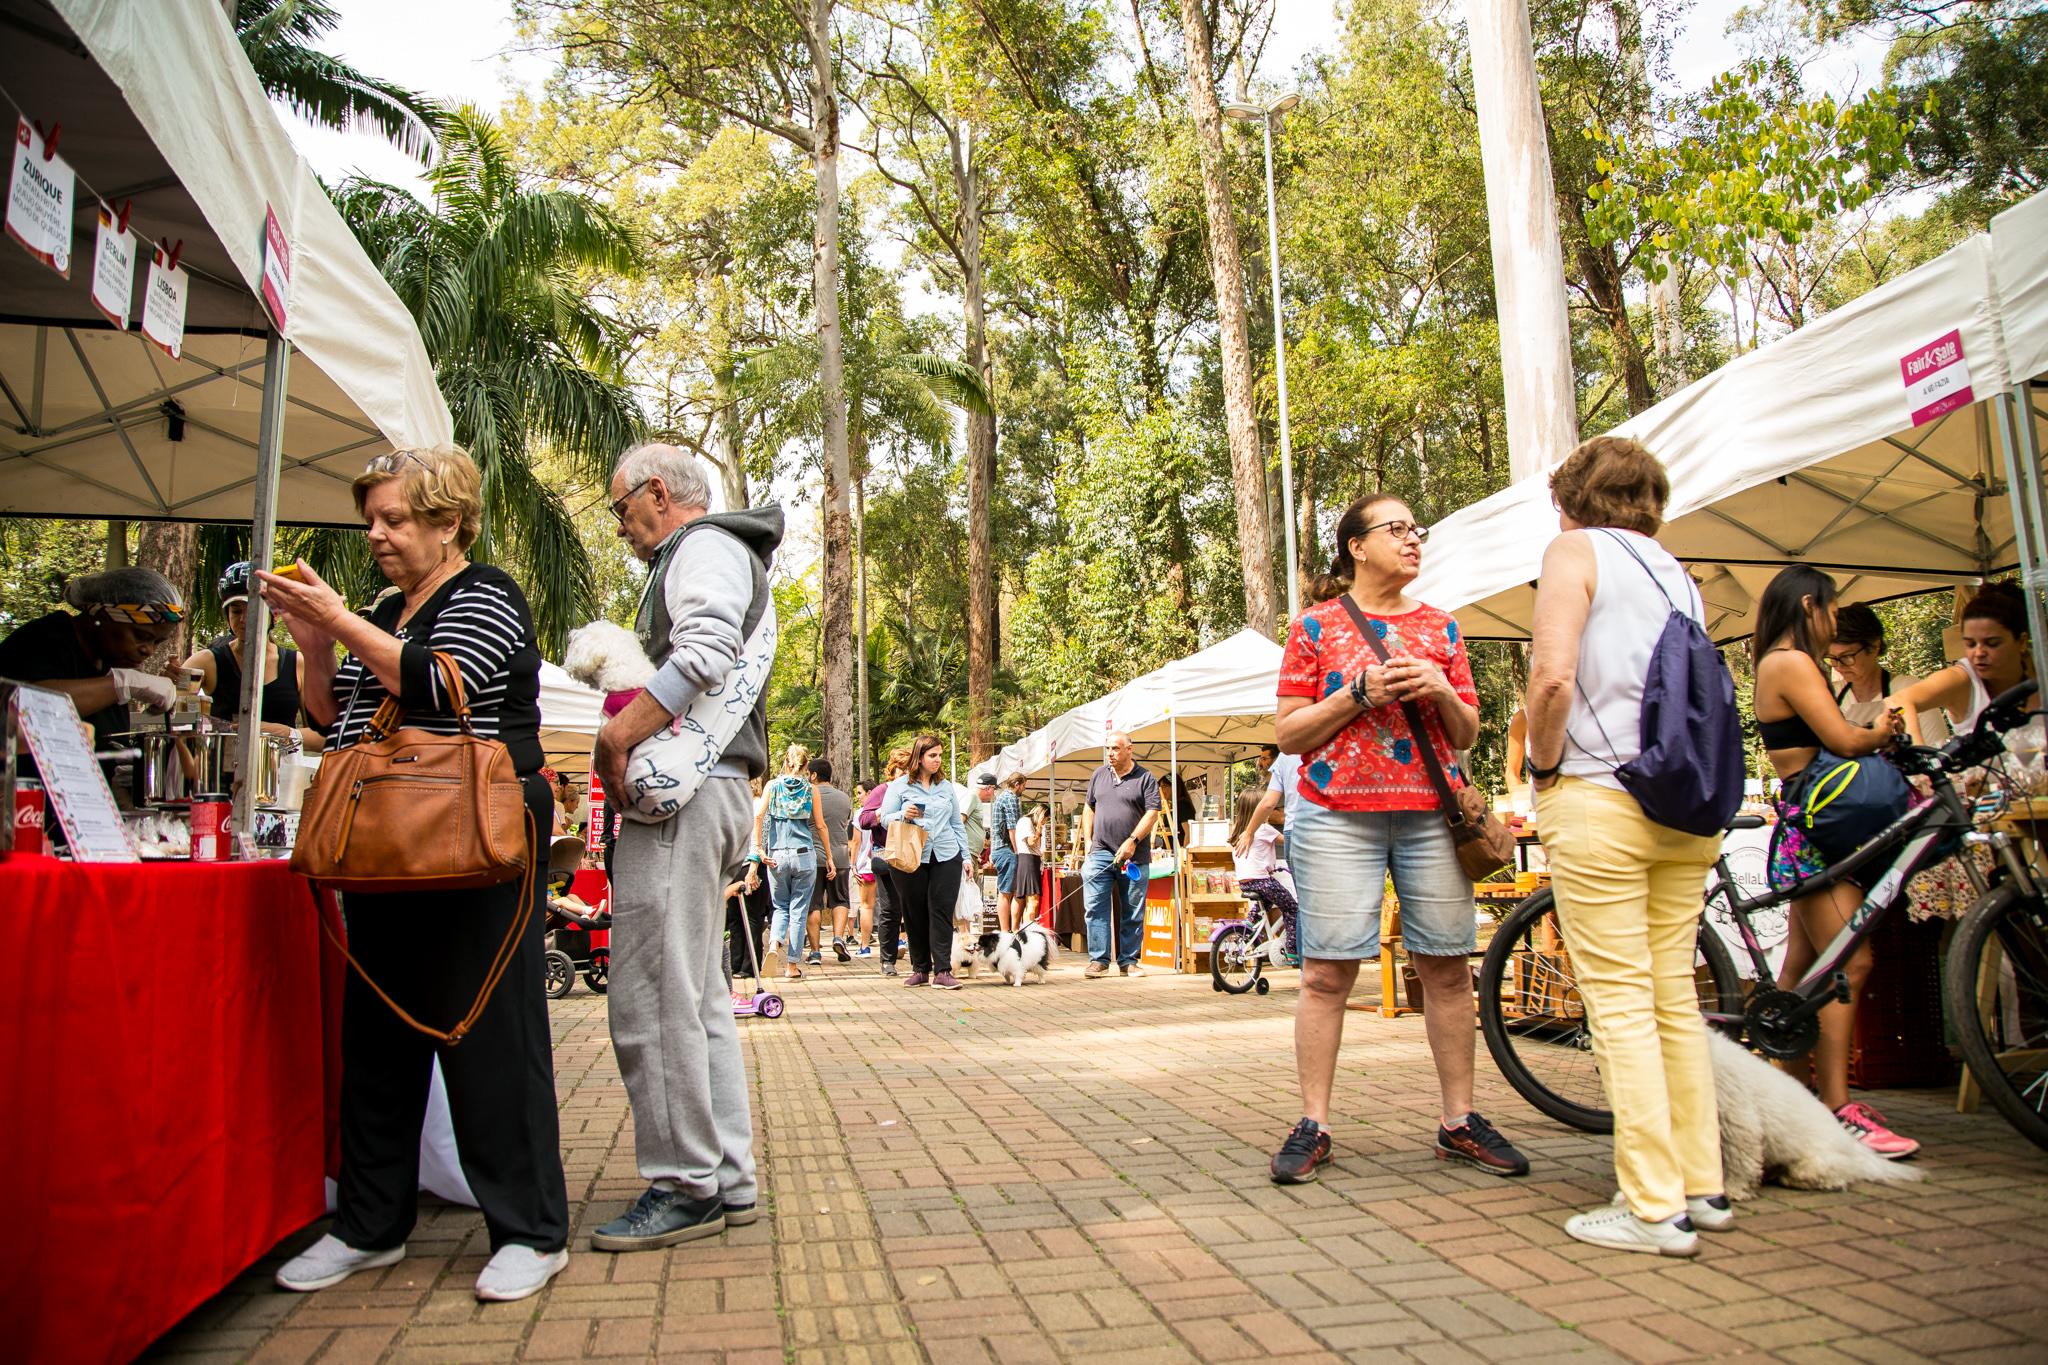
[
  {"left": 1412, "top": 190, "right": 2048, "bottom": 696},
  {"left": 0, "top": 0, "right": 451, "bottom": 833},
  {"left": 996, "top": 628, "right": 1284, "bottom": 864}
]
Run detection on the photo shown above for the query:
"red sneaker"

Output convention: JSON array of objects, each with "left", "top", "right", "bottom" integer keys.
[{"left": 1836, "top": 1101, "right": 1921, "bottom": 1159}]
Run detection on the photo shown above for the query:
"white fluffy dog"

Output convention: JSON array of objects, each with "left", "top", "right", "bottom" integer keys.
[
  {"left": 957, "top": 926, "right": 1058, "bottom": 985},
  {"left": 563, "top": 620, "right": 655, "bottom": 701},
  {"left": 1707, "top": 1031, "right": 1926, "bottom": 1199}
]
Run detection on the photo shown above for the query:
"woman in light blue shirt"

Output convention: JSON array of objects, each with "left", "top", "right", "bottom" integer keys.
[{"left": 879, "top": 733, "right": 971, "bottom": 989}]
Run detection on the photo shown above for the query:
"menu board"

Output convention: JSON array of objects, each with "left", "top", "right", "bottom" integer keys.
[{"left": 13, "top": 684, "right": 138, "bottom": 862}]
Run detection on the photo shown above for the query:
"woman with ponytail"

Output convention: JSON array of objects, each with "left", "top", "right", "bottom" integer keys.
[
  {"left": 1888, "top": 582, "right": 2038, "bottom": 746},
  {"left": 1267, "top": 493, "right": 1526, "bottom": 1185}
]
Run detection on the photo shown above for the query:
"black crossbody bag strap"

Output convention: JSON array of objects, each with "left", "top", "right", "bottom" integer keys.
[{"left": 1335, "top": 595, "right": 1464, "bottom": 809}]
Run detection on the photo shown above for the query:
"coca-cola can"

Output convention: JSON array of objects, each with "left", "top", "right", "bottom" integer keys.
[
  {"left": 189, "top": 793, "right": 231, "bottom": 862},
  {"left": 13, "top": 779, "right": 44, "bottom": 856}
]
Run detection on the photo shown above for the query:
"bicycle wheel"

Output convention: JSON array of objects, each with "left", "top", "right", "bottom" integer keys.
[
  {"left": 1945, "top": 883, "right": 2048, "bottom": 1152},
  {"left": 1210, "top": 925, "right": 1263, "bottom": 995},
  {"left": 1478, "top": 888, "right": 1744, "bottom": 1133}
]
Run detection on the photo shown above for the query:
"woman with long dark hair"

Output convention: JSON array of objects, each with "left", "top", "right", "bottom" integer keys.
[
  {"left": 1890, "top": 583, "right": 2037, "bottom": 746},
  {"left": 878, "top": 734, "right": 972, "bottom": 988},
  {"left": 1751, "top": 566, "right": 1916, "bottom": 1158}
]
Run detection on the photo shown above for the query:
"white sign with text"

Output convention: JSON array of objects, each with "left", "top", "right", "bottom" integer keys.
[
  {"left": 141, "top": 247, "right": 188, "bottom": 360},
  {"left": 91, "top": 208, "right": 136, "bottom": 328},
  {"left": 6, "top": 117, "right": 73, "bottom": 277}
]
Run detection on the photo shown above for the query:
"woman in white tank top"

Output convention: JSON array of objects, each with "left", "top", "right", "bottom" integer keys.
[
  {"left": 1890, "top": 583, "right": 2034, "bottom": 750},
  {"left": 1525, "top": 436, "right": 1729, "bottom": 1259}
]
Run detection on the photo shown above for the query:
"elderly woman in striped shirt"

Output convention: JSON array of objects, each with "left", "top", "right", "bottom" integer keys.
[{"left": 257, "top": 446, "right": 570, "bottom": 1304}]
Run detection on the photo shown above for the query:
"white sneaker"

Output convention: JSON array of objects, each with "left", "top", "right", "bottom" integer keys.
[
  {"left": 275, "top": 1233, "right": 405, "bottom": 1291},
  {"left": 474, "top": 1244, "right": 570, "bottom": 1302},
  {"left": 1566, "top": 1203, "right": 1698, "bottom": 1256},
  {"left": 1611, "top": 1190, "right": 1733, "bottom": 1232}
]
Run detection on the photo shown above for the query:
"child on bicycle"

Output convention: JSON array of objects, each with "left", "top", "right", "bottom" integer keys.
[
  {"left": 1229, "top": 789, "right": 1298, "bottom": 966},
  {"left": 1752, "top": 567, "right": 1918, "bottom": 1158}
]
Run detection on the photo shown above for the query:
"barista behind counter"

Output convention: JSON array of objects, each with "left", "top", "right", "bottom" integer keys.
[
  {"left": 0, "top": 567, "right": 185, "bottom": 776},
  {"left": 182, "top": 561, "right": 323, "bottom": 751}
]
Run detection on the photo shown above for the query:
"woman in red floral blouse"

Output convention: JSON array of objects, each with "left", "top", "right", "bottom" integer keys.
[{"left": 1266, "top": 492, "right": 1532, "bottom": 1186}]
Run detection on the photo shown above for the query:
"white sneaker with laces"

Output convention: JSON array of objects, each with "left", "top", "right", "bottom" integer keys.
[
  {"left": 1565, "top": 1203, "right": 1698, "bottom": 1256},
  {"left": 1611, "top": 1190, "right": 1733, "bottom": 1232},
  {"left": 474, "top": 1244, "right": 570, "bottom": 1302},
  {"left": 275, "top": 1234, "right": 405, "bottom": 1291}
]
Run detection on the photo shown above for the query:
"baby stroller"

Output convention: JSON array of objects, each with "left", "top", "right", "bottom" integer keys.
[{"left": 544, "top": 835, "right": 611, "bottom": 998}]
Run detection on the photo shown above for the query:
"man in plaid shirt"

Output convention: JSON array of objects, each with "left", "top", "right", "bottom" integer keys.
[{"left": 989, "top": 771, "right": 1026, "bottom": 930}]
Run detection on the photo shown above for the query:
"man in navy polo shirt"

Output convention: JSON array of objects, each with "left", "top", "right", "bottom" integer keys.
[{"left": 1080, "top": 732, "right": 1161, "bottom": 978}]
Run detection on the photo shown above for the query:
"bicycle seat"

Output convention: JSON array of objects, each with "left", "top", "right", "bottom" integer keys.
[{"left": 1727, "top": 814, "right": 1766, "bottom": 831}]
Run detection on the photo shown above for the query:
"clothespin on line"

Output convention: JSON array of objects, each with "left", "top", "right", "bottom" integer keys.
[{"left": 31, "top": 120, "right": 59, "bottom": 160}]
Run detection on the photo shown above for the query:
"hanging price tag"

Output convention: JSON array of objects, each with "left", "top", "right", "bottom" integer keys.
[
  {"left": 6, "top": 117, "right": 73, "bottom": 277},
  {"left": 91, "top": 206, "right": 136, "bottom": 328},
  {"left": 142, "top": 244, "right": 188, "bottom": 360},
  {"left": 259, "top": 203, "right": 291, "bottom": 332}
]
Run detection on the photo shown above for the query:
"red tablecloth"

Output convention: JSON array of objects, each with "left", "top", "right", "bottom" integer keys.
[{"left": 0, "top": 854, "right": 344, "bottom": 1365}]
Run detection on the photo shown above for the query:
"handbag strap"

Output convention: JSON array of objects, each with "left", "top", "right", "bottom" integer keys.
[
  {"left": 1335, "top": 594, "right": 1469, "bottom": 818},
  {"left": 315, "top": 805, "right": 538, "bottom": 1046}
]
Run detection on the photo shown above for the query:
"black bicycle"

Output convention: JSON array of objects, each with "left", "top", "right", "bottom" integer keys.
[{"left": 1479, "top": 681, "right": 2048, "bottom": 1152}]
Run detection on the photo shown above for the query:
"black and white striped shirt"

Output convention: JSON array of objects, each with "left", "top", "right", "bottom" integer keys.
[{"left": 327, "top": 564, "right": 545, "bottom": 774}]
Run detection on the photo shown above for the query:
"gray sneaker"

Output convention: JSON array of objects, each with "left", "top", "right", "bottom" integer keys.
[
  {"left": 275, "top": 1233, "right": 404, "bottom": 1292},
  {"left": 590, "top": 1186, "right": 725, "bottom": 1252},
  {"left": 474, "top": 1244, "right": 568, "bottom": 1301}
]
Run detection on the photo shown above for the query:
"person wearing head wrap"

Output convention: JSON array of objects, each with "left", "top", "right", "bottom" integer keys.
[{"left": 0, "top": 566, "right": 185, "bottom": 774}]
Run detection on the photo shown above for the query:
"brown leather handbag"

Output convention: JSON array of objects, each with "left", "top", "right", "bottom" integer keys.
[
  {"left": 1339, "top": 595, "right": 1516, "bottom": 881},
  {"left": 293, "top": 651, "right": 536, "bottom": 1044}
]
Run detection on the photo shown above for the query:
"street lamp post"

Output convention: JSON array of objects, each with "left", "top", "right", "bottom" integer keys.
[{"left": 1224, "top": 92, "right": 1301, "bottom": 624}]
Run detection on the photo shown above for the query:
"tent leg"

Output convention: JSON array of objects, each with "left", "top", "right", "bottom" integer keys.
[
  {"left": 1994, "top": 382, "right": 2048, "bottom": 695},
  {"left": 234, "top": 330, "right": 290, "bottom": 841}
]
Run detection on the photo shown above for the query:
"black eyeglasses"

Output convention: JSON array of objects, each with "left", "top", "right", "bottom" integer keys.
[
  {"left": 610, "top": 478, "right": 651, "bottom": 524},
  {"left": 1828, "top": 645, "right": 1871, "bottom": 668},
  {"left": 1363, "top": 519, "right": 1430, "bottom": 543}
]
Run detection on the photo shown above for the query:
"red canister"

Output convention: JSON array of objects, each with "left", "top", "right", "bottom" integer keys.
[
  {"left": 13, "top": 779, "right": 43, "bottom": 855},
  {"left": 189, "top": 793, "right": 231, "bottom": 862}
]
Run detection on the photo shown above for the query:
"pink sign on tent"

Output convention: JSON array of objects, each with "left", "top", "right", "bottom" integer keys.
[{"left": 1900, "top": 329, "right": 1974, "bottom": 427}]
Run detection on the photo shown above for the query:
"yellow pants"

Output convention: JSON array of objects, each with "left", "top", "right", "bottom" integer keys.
[{"left": 1536, "top": 777, "right": 1723, "bottom": 1220}]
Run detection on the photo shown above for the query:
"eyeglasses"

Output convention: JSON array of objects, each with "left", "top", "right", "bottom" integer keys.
[
  {"left": 364, "top": 450, "right": 431, "bottom": 476},
  {"left": 1828, "top": 645, "right": 1871, "bottom": 668},
  {"left": 1363, "top": 519, "right": 1430, "bottom": 543},
  {"left": 610, "top": 478, "right": 651, "bottom": 524}
]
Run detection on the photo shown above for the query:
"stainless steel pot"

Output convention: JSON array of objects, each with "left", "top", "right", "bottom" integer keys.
[
  {"left": 127, "top": 730, "right": 235, "bottom": 805},
  {"left": 244, "top": 734, "right": 306, "bottom": 809}
]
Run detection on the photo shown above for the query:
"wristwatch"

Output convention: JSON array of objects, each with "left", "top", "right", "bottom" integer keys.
[{"left": 1525, "top": 756, "right": 1562, "bottom": 782}]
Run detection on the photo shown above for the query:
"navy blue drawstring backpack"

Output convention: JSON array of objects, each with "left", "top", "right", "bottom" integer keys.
[{"left": 1571, "top": 530, "right": 1746, "bottom": 837}]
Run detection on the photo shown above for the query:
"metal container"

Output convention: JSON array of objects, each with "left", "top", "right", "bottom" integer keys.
[
  {"left": 243, "top": 733, "right": 304, "bottom": 809},
  {"left": 127, "top": 729, "right": 235, "bottom": 806}
]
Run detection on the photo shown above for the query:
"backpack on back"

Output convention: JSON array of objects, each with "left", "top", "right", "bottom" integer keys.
[
  {"left": 1575, "top": 531, "right": 1746, "bottom": 837},
  {"left": 768, "top": 775, "right": 813, "bottom": 823}
]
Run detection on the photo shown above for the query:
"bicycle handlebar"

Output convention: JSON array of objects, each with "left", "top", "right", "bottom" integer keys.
[{"left": 1888, "top": 679, "right": 2039, "bottom": 778}]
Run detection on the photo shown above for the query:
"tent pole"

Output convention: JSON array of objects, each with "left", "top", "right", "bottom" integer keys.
[
  {"left": 233, "top": 330, "right": 290, "bottom": 841},
  {"left": 1994, "top": 382, "right": 2048, "bottom": 693}
]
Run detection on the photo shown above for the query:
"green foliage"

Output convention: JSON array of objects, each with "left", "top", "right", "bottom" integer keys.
[
  {"left": 234, "top": 0, "right": 441, "bottom": 161},
  {"left": 1588, "top": 59, "right": 1917, "bottom": 286},
  {"left": 1892, "top": 10, "right": 2048, "bottom": 200},
  {"left": 0, "top": 520, "right": 105, "bottom": 636},
  {"left": 331, "top": 106, "right": 648, "bottom": 655}
]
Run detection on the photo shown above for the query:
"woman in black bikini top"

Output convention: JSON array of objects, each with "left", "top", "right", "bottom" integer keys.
[{"left": 1751, "top": 566, "right": 1918, "bottom": 1159}]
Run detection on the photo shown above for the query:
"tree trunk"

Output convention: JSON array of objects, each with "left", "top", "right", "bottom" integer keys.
[
  {"left": 856, "top": 471, "right": 870, "bottom": 785},
  {"left": 708, "top": 268, "right": 749, "bottom": 512},
  {"left": 135, "top": 520, "right": 197, "bottom": 673},
  {"left": 1179, "top": 0, "right": 1277, "bottom": 640},
  {"left": 956, "top": 119, "right": 997, "bottom": 763},
  {"left": 1572, "top": 232, "right": 1655, "bottom": 416},
  {"left": 809, "top": 0, "right": 855, "bottom": 790}
]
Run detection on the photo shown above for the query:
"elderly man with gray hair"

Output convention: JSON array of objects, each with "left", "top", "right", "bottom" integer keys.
[{"left": 590, "top": 442, "right": 783, "bottom": 1251}]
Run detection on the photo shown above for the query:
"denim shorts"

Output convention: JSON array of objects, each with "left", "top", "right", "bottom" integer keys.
[{"left": 1289, "top": 801, "right": 1474, "bottom": 960}]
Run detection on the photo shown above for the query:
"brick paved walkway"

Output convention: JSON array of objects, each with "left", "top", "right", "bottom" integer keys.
[{"left": 144, "top": 961, "right": 2048, "bottom": 1365}]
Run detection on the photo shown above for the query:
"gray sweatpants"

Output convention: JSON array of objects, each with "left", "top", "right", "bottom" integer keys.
[{"left": 608, "top": 776, "right": 757, "bottom": 1203}]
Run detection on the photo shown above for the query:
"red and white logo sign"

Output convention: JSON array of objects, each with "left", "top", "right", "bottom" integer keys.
[
  {"left": 259, "top": 204, "right": 290, "bottom": 332},
  {"left": 1900, "top": 329, "right": 1974, "bottom": 427}
]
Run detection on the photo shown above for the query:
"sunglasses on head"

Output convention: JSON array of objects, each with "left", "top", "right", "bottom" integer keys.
[{"left": 364, "top": 450, "right": 432, "bottom": 476}]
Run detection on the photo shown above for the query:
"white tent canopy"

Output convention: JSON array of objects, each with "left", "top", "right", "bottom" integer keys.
[
  {"left": 536, "top": 661, "right": 604, "bottom": 777},
  {"left": 1412, "top": 190, "right": 2048, "bottom": 644},
  {"left": 997, "top": 628, "right": 1284, "bottom": 781},
  {"left": 0, "top": 0, "right": 452, "bottom": 523}
]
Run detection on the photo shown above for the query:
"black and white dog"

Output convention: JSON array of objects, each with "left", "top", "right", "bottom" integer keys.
[{"left": 955, "top": 924, "right": 1058, "bottom": 985}]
